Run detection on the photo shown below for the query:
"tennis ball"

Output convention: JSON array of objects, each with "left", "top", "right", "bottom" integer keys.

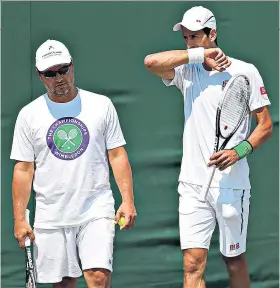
[{"left": 118, "top": 216, "right": 125, "bottom": 227}]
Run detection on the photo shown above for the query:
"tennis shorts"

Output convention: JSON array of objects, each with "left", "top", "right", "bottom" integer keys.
[
  {"left": 33, "top": 217, "right": 115, "bottom": 284},
  {"left": 178, "top": 182, "right": 250, "bottom": 257}
]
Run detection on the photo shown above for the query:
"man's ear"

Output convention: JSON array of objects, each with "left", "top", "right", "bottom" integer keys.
[
  {"left": 36, "top": 69, "right": 43, "bottom": 82},
  {"left": 209, "top": 29, "right": 217, "bottom": 43}
]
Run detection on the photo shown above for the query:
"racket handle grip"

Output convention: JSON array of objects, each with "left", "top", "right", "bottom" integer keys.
[
  {"left": 25, "top": 209, "right": 30, "bottom": 224},
  {"left": 199, "top": 166, "right": 216, "bottom": 202},
  {"left": 25, "top": 209, "right": 31, "bottom": 247}
]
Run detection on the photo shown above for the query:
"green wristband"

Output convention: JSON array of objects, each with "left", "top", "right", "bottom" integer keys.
[{"left": 233, "top": 140, "right": 253, "bottom": 160}]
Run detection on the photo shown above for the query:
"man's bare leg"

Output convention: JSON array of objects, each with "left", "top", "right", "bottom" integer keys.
[
  {"left": 223, "top": 253, "right": 250, "bottom": 288},
  {"left": 183, "top": 248, "right": 208, "bottom": 288},
  {"left": 84, "top": 268, "right": 111, "bottom": 288}
]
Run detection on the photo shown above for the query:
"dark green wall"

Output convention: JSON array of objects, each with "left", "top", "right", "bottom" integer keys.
[{"left": 2, "top": 2, "right": 279, "bottom": 287}]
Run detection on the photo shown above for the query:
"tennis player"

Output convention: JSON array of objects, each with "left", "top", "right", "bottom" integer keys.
[
  {"left": 144, "top": 6, "right": 272, "bottom": 288},
  {"left": 11, "top": 39, "right": 137, "bottom": 288}
]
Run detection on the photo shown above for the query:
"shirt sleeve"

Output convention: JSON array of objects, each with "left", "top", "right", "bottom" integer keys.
[
  {"left": 104, "top": 100, "right": 126, "bottom": 150},
  {"left": 10, "top": 110, "right": 35, "bottom": 162},
  {"left": 247, "top": 65, "right": 271, "bottom": 112},
  {"left": 161, "top": 64, "right": 185, "bottom": 94}
]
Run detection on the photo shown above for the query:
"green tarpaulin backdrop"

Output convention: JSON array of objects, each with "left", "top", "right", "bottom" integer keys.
[{"left": 1, "top": 2, "right": 279, "bottom": 287}]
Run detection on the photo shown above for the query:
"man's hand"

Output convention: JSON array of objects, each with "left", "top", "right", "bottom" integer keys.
[
  {"left": 208, "top": 149, "right": 239, "bottom": 171},
  {"left": 205, "top": 48, "right": 232, "bottom": 72},
  {"left": 14, "top": 220, "right": 35, "bottom": 248},
  {"left": 115, "top": 201, "right": 137, "bottom": 230}
]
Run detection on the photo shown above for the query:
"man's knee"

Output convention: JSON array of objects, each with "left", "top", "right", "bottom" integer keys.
[
  {"left": 223, "top": 253, "right": 247, "bottom": 275},
  {"left": 183, "top": 248, "right": 208, "bottom": 276},
  {"left": 84, "top": 268, "right": 111, "bottom": 287}
]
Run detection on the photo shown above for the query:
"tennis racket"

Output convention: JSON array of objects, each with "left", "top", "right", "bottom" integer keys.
[
  {"left": 25, "top": 209, "right": 37, "bottom": 288},
  {"left": 199, "top": 74, "right": 251, "bottom": 202}
]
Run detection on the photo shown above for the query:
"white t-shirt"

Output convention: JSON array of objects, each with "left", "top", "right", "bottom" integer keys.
[
  {"left": 10, "top": 88, "right": 126, "bottom": 228},
  {"left": 163, "top": 57, "right": 271, "bottom": 189}
]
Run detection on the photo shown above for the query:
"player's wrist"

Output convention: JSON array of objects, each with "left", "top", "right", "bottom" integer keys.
[
  {"left": 121, "top": 197, "right": 134, "bottom": 204},
  {"left": 232, "top": 140, "right": 253, "bottom": 160},
  {"left": 187, "top": 47, "right": 204, "bottom": 64},
  {"left": 14, "top": 214, "right": 26, "bottom": 222}
]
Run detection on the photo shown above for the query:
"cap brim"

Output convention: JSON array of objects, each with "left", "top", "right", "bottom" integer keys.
[
  {"left": 173, "top": 21, "right": 205, "bottom": 32},
  {"left": 173, "top": 22, "right": 183, "bottom": 31},
  {"left": 36, "top": 55, "right": 72, "bottom": 72}
]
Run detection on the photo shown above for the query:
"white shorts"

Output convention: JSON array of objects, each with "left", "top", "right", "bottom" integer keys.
[
  {"left": 33, "top": 217, "right": 115, "bottom": 284},
  {"left": 178, "top": 182, "right": 250, "bottom": 257}
]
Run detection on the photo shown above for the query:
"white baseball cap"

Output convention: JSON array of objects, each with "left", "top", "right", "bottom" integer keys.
[
  {"left": 173, "top": 6, "right": 216, "bottom": 32},
  {"left": 35, "top": 39, "right": 72, "bottom": 72}
]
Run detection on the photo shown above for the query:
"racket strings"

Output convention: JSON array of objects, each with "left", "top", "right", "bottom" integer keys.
[{"left": 220, "top": 77, "right": 249, "bottom": 137}]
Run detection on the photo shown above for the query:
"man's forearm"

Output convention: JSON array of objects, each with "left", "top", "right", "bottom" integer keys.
[
  {"left": 110, "top": 154, "right": 134, "bottom": 203},
  {"left": 12, "top": 169, "right": 34, "bottom": 221},
  {"left": 144, "top": 50, "right": 189, "bottom": 72},
  {"left": 145, "top": 48, "right": 230, "bottom": 78},
  {"left": 247, "top": 124, "right": 273, "bottom": 150},
  {"left": 247, "top": 107, "right": 273, "bottom": 150}
]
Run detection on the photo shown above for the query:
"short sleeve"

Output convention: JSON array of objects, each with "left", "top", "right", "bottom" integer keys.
[
  {"left": 10, "top": 110, "right": 35, "bottom": 162},
  {"left": 162, "top": 65, "right": 185, "bottom": 94},
  {"left": 104, "top": 100, "right": 126, "bottom": 150},
  {"left": 247, "top": 66, "right": 271, "bottom": 112}
]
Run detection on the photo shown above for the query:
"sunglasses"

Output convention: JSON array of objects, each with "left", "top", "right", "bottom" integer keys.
[{"left": 39, "top": 63, "right": 72, "bottom": 78}]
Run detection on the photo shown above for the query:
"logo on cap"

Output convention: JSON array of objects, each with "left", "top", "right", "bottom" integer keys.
[{"left": 49, "top": 46, "right": 54, "bottom": 50}]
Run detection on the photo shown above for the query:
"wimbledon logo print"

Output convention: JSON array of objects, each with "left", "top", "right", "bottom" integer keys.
[{"left": 46, "top": 117, "right": 89, "bottom": 160}]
